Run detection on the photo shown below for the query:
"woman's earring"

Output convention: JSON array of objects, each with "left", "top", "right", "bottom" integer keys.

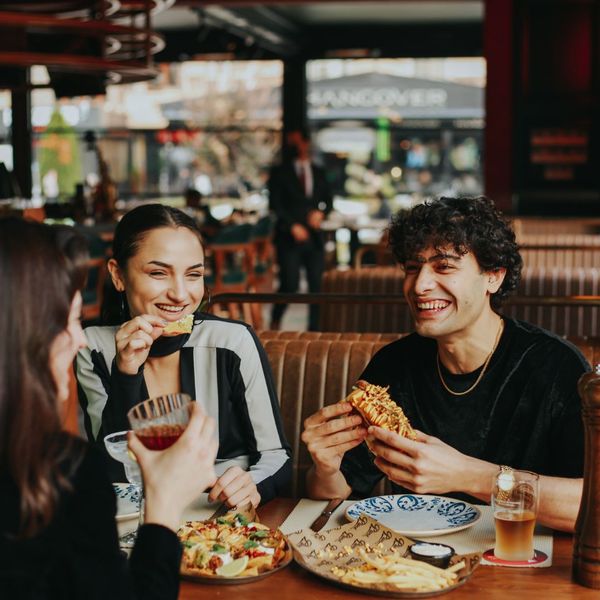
[
  {"left": 120, "top": 292, "right": 128, "bottom": 321},
  {"left": 200, "top": 287, "right": 212, "bottom": 312}
]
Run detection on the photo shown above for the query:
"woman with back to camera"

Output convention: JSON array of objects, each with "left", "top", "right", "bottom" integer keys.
[
  {"left": 0, "top": 218, "right": 218, "bottom": 599},
  {"left": 76, "top": 204, "right": 291, "bottom": 507}
]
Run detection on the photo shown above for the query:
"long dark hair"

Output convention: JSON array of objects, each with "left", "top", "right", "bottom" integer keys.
[
  {"left": 0, "top": 218, "right": 88, "bottom": 538},
  {"left": 102, "top": 204, "right": 205, "bottom": 325}
]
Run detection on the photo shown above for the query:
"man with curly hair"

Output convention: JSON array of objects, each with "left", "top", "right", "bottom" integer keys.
[{"left": 302, "top": 196, "right": 587, "bottom": 532}]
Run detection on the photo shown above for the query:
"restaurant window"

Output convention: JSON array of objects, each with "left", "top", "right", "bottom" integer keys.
[
  {"left": 307, "top": 58, "right": 486, "bottom": 212},
  {"left": 29, "top": 61, "right": 282, "bottom": 203}
]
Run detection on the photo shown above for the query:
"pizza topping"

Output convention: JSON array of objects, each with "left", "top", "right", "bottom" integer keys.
[{"left": 178, "top": 514, "right": 287, "bottom": 578}]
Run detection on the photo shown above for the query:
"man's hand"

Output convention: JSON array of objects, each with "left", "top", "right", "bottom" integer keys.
[
  {"left": 208, "top": 466, "right": 261, "bottom": 508},
  {"left": 368, "top": 427, "right": 471, "bottom": 495},
  {"left": 307, "top": 209, "right": 325, "bottom": 230},
  {"left": 290, "top": 223, "right": 310, "bottom": 242},
  {"left": 302, "top": 403, "right": 367, "bottom": 477}
]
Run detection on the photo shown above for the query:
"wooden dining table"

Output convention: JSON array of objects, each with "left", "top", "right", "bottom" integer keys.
[{"left": 178, "top": 497, "right": 597, "bottom": 600}]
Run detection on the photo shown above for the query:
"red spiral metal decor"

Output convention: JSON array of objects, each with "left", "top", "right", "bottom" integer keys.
[{"left": 0, "top": 1, "right": 173, "bottom": 92}]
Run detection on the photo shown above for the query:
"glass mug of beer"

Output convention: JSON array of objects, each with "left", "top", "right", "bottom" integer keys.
[{"left": 491, "top": 468, "right": 540, "bottom": 561}]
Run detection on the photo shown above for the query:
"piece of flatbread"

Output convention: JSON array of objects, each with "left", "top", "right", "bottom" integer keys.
[
  {"left": 163, "top": 314, "right": 194, "bottom": 335},
  {"left": 343, "top": 379, "right": 416, "bottom": 440}
]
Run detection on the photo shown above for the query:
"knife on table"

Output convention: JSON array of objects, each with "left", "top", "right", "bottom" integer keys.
[
  {"left": 207, "top": 503, "right": 229, "bottom": 520},
  {"left": 310, "top": 498, "right": 344, "bottom": 532}
]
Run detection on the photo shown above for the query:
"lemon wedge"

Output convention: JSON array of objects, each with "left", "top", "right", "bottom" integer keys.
[{"left": 216, "top": 556, "right": 249, "bottom": 577}]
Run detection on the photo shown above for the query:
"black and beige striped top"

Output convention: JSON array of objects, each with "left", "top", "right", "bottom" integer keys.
[{"left": 76, "top": 313, "right": 291, "bottom": 503}]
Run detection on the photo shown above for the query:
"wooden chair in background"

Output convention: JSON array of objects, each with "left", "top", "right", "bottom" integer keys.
[
  {"left": 250, "top": 215, "right": 275, "bottom": 292},
  {"left": 205, "top": 223, "right": 263, "bottom": 328}
]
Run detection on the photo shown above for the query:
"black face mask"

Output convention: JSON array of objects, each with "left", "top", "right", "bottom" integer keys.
[{"left": 148, "top": 333, "right": 191, "bottom": 357}]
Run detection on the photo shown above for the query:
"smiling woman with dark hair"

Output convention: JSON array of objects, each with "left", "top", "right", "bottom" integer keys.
[
  {"left": 0, "top": 218, "right": 218, "bottom": 600},
  {"left": 76, "top": 203, "right": 291, "bottom": 508}
]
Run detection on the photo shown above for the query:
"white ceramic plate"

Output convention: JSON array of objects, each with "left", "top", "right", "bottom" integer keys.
[
  {"left": 345, "top": 494, "right": 481, "bottom": 537},
  {"left": 113, "top": 483, "right": 141, "bottom": 522}
]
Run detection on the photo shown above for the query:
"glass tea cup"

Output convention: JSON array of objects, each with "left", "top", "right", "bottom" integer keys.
[
  {"left": 491, "top": 468, "right": 540, "bottom": 561},
  {"left": 127, "top": 392, "right": 192, "bottom": 449}
]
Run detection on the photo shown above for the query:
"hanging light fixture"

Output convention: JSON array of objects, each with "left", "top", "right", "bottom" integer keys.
[{"left": 0, "top": 1, "right": 173, "bottom": 96}]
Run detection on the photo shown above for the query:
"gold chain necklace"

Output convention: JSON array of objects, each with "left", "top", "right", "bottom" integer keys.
[{"left": 437, "top": 319, "right": 505, "bottom": 396}]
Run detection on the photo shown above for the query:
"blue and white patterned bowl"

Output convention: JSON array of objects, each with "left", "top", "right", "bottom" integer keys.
[
  {"left": 345, "top": 494, "right": 481, "bottom": 537},
  {"left": 113, "top": 483, "right": 141, "bottom": 522}
]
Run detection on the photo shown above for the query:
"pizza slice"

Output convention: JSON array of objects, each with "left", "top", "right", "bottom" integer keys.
[{"left": 343, "top": 379, "right": 417, "bottom": 440}]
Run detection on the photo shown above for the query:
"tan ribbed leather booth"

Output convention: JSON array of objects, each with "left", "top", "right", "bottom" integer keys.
[
  {"left": 512, "top": 217, "right": 600, "bottom": 236},
  {"left": 519, "top": 234, "right": 600, "bottom": 268},
  {"left": 320, "top": 266, "right": 600, "bottom": 337},
  {"left": 504, "top": 267, "right": 600, "bottom": 337},
  {"left": 256, "top": 330, "right": 600, "bottom": 498},
  {"left": 257, "top": 331, "right": 405, "bottom": 497},
  {"left": 320, "top": 267, "right": 410, "bottom": 333}
]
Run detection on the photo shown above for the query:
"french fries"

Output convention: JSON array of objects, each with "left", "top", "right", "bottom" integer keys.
[{"left": 331, "top": 548, "right": 465, "bottom": 592}]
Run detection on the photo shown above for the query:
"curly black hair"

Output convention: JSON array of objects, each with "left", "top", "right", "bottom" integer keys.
[{"left": 388, "top": 196, "right": 523, "bottom": 309}]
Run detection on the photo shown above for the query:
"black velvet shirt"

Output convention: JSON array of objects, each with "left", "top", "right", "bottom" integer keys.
[
  {"left": 340, "top": 317, "right": 589, "bottom": 502},
  {"left": 0, "top": 437, "right": 182, "bottom": 600}
]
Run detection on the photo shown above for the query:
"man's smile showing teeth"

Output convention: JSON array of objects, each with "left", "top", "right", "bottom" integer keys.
[
  {"left": 416, "top": 300, "right": 450, "bottom": 311},
  {"left": 156, "top": 304, "right": 185, "bottom": 314}
]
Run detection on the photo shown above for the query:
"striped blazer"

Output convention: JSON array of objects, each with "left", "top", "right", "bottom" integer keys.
[{"left": 76, "top": 313, "right": 291, "bottom": 503}]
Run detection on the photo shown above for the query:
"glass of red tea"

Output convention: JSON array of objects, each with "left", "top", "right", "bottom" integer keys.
[
  {"left": 491, "top": 468, "right": 540, "bottom": 561},
  {"left": 127, "top": 393, "right": 192, "bottom": 450}
]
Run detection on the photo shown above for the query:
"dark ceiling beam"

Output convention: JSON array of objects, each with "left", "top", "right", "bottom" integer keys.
[
  {"left": 306, "top": 22, "right": 482, "bottom": 58},
  {"left": 192, "top": 5, "right": 301, "bottom": 57},
  {"left": 156, "top": 20, "right": 482, "bottom": 61},
  {"left": 176, "top": 1, "right": 482, "bottom": 6}
]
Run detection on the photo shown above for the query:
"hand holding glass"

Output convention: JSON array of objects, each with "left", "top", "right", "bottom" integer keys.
[
  {"left": 106, "top": 393, "right": 192, "bottom": 547},
  {"left": 492, "top": 469, "right": 540, "bottom": 561}
]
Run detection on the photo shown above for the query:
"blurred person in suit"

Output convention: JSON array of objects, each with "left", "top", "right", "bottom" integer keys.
[{"left": 268, "top": 128, "right": 333, "bottom": 331}]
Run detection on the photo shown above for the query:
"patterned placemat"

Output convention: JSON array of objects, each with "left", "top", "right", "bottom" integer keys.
[{"left": 280, "top": 499, "right": 553, "bottom": 568}]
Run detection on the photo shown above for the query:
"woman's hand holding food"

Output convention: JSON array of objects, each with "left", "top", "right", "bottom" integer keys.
[
  {"left": 301, "top": 402, "right": 367, "bottom": 477},
  {"left": 115, "top": 314, "right": 166, "bottom": 374},
  {"left": 208, "top": 466, "right": 261, "bottom": 508},
  {"left": 128, "top": 403, "right": 218, "bottom": 531}
]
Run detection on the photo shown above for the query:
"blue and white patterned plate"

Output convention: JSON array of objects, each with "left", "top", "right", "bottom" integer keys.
[
  {"left": 113, "top": 483, "right": 141, "bottom": 522},
  {"left": 345, "top": 494, "right": 481, "bottom": 537}
]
